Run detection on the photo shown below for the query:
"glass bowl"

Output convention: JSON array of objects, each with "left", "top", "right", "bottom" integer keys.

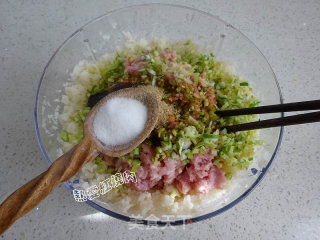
[{"left": 34, "top": 3, "right": 283, "bottom": 225}]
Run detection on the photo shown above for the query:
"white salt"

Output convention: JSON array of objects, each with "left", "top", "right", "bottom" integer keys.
[{"left": 93, "top": 97, "right": 147, "bottom": 146}]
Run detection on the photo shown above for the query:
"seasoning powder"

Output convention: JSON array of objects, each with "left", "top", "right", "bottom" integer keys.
[{"left": 93, "top": 97, "right": 147, "bottom": 146}]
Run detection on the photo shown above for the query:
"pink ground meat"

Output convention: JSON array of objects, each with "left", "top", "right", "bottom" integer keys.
[
  {"left": 115, "top": 143, "right": 226, "bottom": 194},
  {"left": 160, "top": 50, "right": 177, "bottom": 62},
  {"left": 124, "top": 57, "right": 145, "bottom": 76},
  {"left": 176, "top": 154, "right": 226, "bottom": 194}
]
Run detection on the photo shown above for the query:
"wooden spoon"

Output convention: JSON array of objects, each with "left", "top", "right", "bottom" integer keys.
[{"left": 0, "top": 87, "right": 159, "bottom": 234}]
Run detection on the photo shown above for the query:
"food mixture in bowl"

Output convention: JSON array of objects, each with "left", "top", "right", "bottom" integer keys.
[{"left": 59, "top": 38, "right": 261, "bottom": 216}]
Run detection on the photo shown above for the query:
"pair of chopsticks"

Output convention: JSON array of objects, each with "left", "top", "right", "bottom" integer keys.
[{"left": 216, "top": 100, "right": 320, "bottom": 132}]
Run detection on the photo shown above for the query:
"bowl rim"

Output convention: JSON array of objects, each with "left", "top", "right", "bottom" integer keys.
[{"left": 34, "top": 3, "right": 284, "bottom": 226}]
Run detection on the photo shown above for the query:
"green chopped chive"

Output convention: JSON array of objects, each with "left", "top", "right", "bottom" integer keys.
[
  {"left": 218, "top": 94, "right": 227, "bottom": 99},
  {"left": 123, "top": 71, "right": 129, "bottom": 79},
  {"left": 184, "top": 40, "right": 192, "bottom": 46},
  {"left": 225, "top": 172, "right": 232, "bottom": 180},
  {"left": 249, "top": 100, "right": 261, "bottom": 107},
  {"left": 94, "top": 157, "right": 103, "bottom": 165},
  {"left": 202, "top": 133, "right": 219, "bottom": 139},
  {"left": 240, "top": 82, "right": 249, "bottom": 86},
  {"left": 87, "top": 85, "right": 97, "bottom": 94},
  {"left": 131, "top": 159, "right": 141, "bottom": 173},
  {"left": 94, "top": 157, "right": 107, "bottom": 174},
  {"left": 61, "top": 130, "right": 69, "bottom": 142}
]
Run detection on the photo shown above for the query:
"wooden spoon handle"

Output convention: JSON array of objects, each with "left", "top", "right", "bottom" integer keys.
[{"left": 0, "top": 137, "right": 99, "bottom": 234}]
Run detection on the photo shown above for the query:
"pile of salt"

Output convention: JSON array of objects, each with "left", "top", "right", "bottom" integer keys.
[{"left": 93, "top": 97, "right": 147, "bottom": 146}]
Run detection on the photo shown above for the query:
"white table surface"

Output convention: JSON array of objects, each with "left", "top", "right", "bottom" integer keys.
[{"left": 1, "top": 0, "right": 319, "bottom": 239}]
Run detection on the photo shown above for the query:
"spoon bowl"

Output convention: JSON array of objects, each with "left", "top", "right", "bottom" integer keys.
[{"left": 84, "top": 87, "right": 159, "bottom": 157}]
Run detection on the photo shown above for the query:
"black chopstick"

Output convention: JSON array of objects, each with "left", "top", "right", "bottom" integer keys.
[
  {"left": 216, "top": 100, "right": 320, "bottom": 132},
  {"left": 216, "top": 99, "right": 320, "bottom": 117},
  {"left": 224, "top": 111, "right": 320, "bottom": 132}
]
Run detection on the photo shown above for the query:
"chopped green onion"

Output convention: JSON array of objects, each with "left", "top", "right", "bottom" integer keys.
[
  {"left": 202, "top": 133, "right": 219, "bottom": 139},
  {"left": 61, "top": 130, "right": 70, "bottom": 142},
  {"left": 240, "top": 82, "right": 249, "bottom": 86},
  {"left": 184, "top": 40, "right": 192, "bottom": 46},
  {"left": 131, "top": 159, "right": 141, "bottom": 173},
  {"left": 123, "top": 71, "right": 129, "bottom": 79},
  {"left": 94, "top": 157, "right": 103, "bottom": 165},
  {"left": 183, "top": 126, "right": 200, "bottom": 139}
]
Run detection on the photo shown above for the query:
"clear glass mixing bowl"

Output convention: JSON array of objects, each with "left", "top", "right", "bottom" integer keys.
[{"left": 34, "top": 3, "right": 283, "bottom": 225}]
